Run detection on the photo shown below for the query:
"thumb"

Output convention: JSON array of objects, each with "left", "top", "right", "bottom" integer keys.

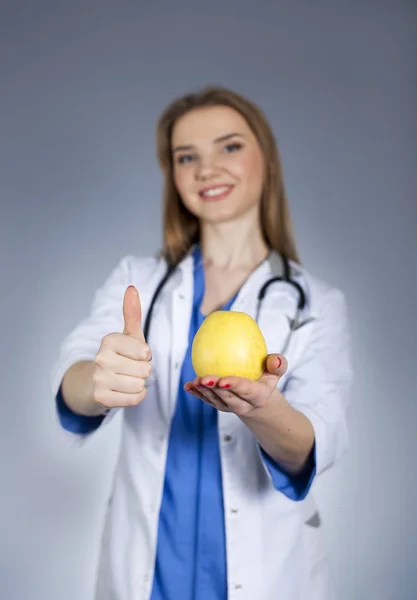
[
  {"left": 123, "top": 286, "right": 145, "bottom": 339},
  {"left": 263, "top": 354, "right": 288, "bottom": 380}
]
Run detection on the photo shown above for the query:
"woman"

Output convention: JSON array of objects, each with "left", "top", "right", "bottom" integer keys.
[{"left": 52, "top": 86, "right": 352, "bottom": 600}]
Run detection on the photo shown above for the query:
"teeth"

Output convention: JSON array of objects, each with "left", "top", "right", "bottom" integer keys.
[{"left": 202, "top": 186, "right": 230, "bottom": 197}]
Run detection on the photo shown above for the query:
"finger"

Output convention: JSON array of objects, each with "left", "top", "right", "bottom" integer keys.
[
  {"left": 93, "top": 387, "right": 147, "bottom": 408},
  {"left": 184, "top": 383, "right": 217, "bottom": 405},
  {"left": 198, "top": 385, "right": 231, "bottom": 411},
  {"left": 102, "top": 333, "right": 151, "bottom": 361},
  {"left": 184, "top": 382, "right": 231, "bottom": 412},
  {"left": 265, "top": 354, "right": 288, "bottom": 376},
  {"left": 196, "top": 379, "right": 251, "bottom": 413},
  {"left": 186, "top": 380, "right": 257, "bottom": 415},
  {"left": 194, "top": 375, "right": 264, "bottom": 411},
  {"left": 262, "top": 354, "right": 288, "bottom": 385},
  {"left": 94, "top": 367, "right": 147, "bottom": 394},
  {"left": 216, "top": 376, "right": 267, "bottom": 403},
  {"left": 215, "top": 385, "right": 267, "bottom": 411},
  {"left": 199, "top": 376, "right": 221, "bottom": 388},
  {"left": 123, "top": 286, "right": 145, "bottom": 340},
  {"left": 95, "top": 348, "right": 152, "bottom": 378},
  {"left": 195, "top": 376, "right": 230, "bottom": 408},
  {"left": 115, "top": 359, "right": 152, "bottom": 379}
]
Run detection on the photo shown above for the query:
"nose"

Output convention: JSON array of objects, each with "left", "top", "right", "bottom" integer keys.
[{"left": 194, "top": 155, "right": 219, "bottom": 181}]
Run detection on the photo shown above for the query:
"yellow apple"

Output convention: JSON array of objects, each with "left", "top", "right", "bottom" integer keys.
[{"left": 191, "top": 311, "right": 268, "bottom": 380}]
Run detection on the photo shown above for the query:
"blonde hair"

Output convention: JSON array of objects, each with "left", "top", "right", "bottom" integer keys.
[{"left": 156, "top": 85, "right": 301, "bottom": 266}]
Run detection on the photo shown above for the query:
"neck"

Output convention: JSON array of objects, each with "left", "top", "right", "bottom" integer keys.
[{"left": 199, "top": 213, "right": 269, "bottom": 270}]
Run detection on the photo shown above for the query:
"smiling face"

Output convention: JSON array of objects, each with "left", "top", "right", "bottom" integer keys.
[{"left": 171, "top": 105, "right": 265, "bottom": 225}]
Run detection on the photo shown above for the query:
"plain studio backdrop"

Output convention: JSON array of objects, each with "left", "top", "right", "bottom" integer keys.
[{"left": 1, "top": 1, "right": 416, "bottom": 599}]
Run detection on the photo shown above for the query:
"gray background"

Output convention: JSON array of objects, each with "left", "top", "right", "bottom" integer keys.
[{"left": 1, "top": 1, "right": 416, "bottom": 599}]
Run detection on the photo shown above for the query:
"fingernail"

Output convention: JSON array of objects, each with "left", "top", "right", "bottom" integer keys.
[
  {"left": 206, "top": 381, "right": 215, "bottom": 387},
  {"left": 219, "top": 384, "right": 230, "bottom": 389},
  {"left": 276, "top": 357, "right": 282, "bottom": 369}
]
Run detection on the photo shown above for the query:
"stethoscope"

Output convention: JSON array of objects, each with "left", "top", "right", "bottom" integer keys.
[{"left": 143, "top": 251, "right": 310, "bottom": 356}]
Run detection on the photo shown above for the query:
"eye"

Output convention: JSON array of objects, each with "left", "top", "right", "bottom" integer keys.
[
  {"left": 224, "top": 142, "right": 243, "bottom": 153},
  {"left": 176, "top": 153, "right": 196, "bottom": 165}
]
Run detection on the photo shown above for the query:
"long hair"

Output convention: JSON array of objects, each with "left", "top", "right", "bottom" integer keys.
[{"left": 156, "top": 85, "right": 301, "bottom": 266}]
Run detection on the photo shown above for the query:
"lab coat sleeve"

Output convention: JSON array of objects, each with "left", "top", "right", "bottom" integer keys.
[
  {"left": 50, "top": 255, "right": 142, "bottom": 446},
  {"left": 283, "top": 287, "right": 353, "bottom": 478},
  {"left": 259, "top": 443, "right": 316, "bottom": 501},
  {"left": 55, "top": 382, "right": 108, "bottom": 435}
]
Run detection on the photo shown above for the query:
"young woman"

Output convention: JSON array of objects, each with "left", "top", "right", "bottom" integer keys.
[{"left": 52, "top": 86, "right": 352, "bottom": 600}]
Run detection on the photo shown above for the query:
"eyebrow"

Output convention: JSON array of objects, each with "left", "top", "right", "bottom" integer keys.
[{"left": 172, "top": 132, "right": 245, "bottom": 153}]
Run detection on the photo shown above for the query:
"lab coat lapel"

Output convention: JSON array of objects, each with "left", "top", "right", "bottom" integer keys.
[{"left": 167, "top": 253, "right": 194, "bottom": 417}]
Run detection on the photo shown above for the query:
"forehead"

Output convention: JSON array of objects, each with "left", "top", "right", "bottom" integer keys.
[{"left": 171, "top": 105, "right": 253, "bottom": 145}]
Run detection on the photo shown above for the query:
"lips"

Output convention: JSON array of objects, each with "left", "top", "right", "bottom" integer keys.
[{"left": 199, "top": 185, "right": 234, "bottom": 201}]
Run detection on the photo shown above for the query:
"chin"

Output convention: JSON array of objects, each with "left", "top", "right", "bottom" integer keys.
[
  {"left": 200, "top": 207, "right": 243, "bottom": 225},
  {"left": 184, "top": 197, "right": 255, "bottom": 225}
]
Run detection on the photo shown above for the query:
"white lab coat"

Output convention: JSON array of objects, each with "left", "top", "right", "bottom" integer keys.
[{"left": 52, "top": 248, "right": 352, "bottom": 600}]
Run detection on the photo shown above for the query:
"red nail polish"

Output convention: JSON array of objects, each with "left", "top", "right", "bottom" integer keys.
[
  {"left": 206, "top": 381, "right": 215, "bottom": 387},
  {"left": 276, "top": 357, "right": 282, "bottom": 369},
  {"left": 220, "top": 384, "right": 230, "bottom": 389}
]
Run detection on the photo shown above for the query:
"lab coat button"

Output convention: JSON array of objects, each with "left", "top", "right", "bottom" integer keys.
[
  {"left": 223, "top": 434, "right": 232, "bottom": 442},
  {"left": 235, "top": 583, "right": 243, "bottom": 590},
  {"left": 231, "top": 508, "right": 238, "bottom": 514}
]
